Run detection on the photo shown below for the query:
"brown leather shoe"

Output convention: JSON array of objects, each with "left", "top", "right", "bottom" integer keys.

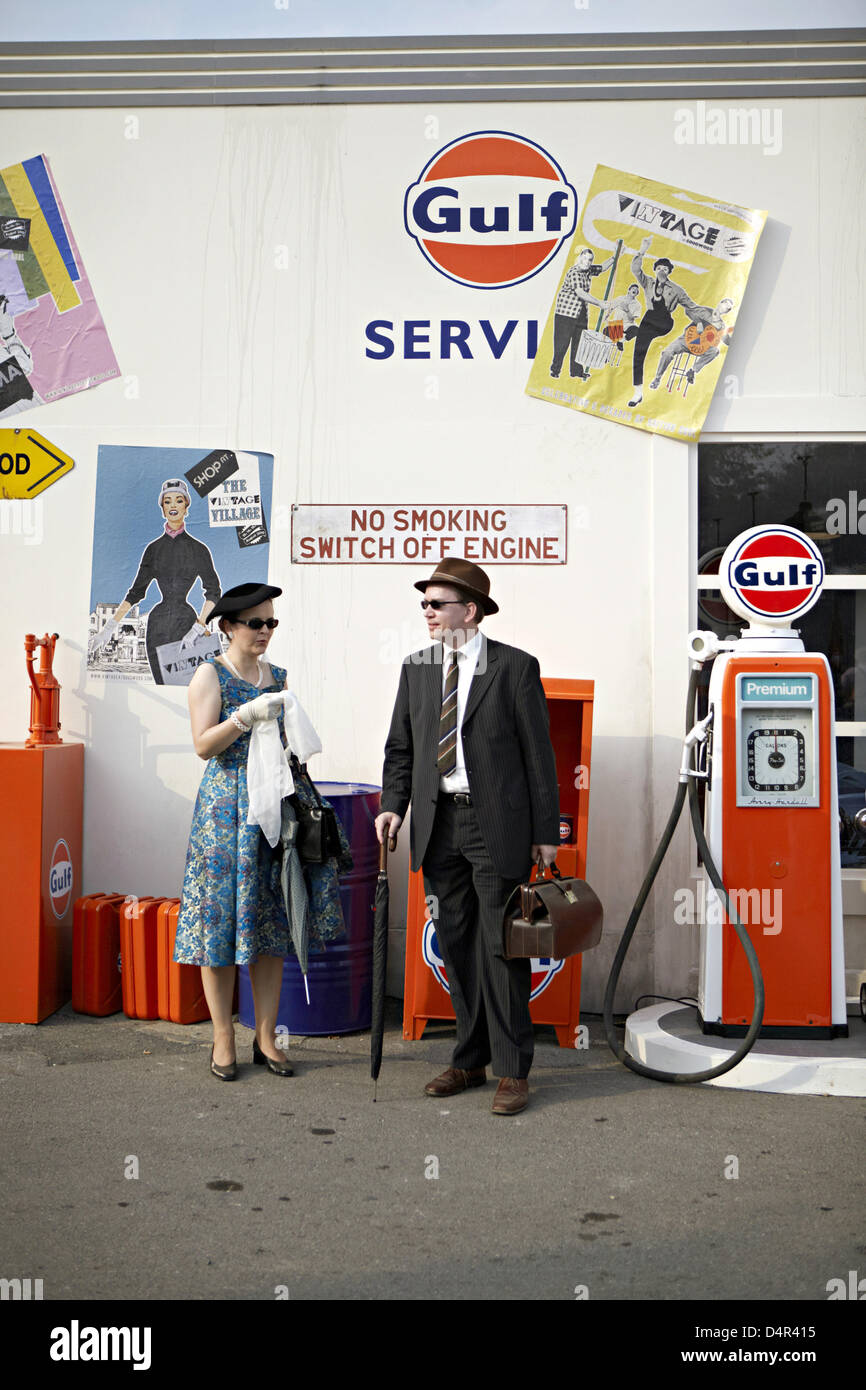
[
  {"left": 424, "top": 1066, "right": 487, "bottom": 1097},
  {"left": 491, "top": 1077, "right": 529, "bottom": 1115}
]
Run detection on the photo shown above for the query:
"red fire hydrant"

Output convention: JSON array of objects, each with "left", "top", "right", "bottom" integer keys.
[{"left": 25, "top": 632, "right": 62, "bottom": 747}]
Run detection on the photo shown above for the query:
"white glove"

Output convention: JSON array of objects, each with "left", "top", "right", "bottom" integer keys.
[
  {"left": 178, "top": 621, "right": 209, "bottom": 653},
  {"left": 89, "top": 617, "right": 118, "bottom": 654},
  {"left": 234, "top": 692, "right": 285, "bottom": 730}
]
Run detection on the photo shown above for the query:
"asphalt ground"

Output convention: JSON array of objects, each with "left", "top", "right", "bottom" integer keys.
[{"left": 1, "top": 1001, "right": 863, "bottom": 1366}]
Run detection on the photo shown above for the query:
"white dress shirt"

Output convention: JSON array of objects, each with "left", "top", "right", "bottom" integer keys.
[{"left": 439, "top": 628, "right": 483, "bottom": 794}]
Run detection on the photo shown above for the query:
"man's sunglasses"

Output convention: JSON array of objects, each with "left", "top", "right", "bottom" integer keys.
[
  {"left": 232, "top": 617, "right": 279, "bottom": 630},
  {"left": 420, "top": 599, "right": 466, "bottom": 611}
]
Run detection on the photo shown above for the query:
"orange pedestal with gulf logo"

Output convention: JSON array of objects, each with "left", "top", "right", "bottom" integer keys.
[
  {"left": 402, "top": 678, "right": 594, "bottom": 1047},
  {"left": 0, "top": 743, "right": 84, "bottom": 1023}
]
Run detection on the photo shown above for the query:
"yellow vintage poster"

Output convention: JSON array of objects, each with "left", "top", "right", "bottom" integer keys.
[{"left": 526, "top": 165, "right": 766, "bottom": 440}]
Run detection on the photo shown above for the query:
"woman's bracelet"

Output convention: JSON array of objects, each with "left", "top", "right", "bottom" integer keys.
[{"left": 230, "top": 711, "right": 251, "bottom": 733}]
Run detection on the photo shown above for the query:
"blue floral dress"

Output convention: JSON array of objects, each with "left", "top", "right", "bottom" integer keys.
[{"left": 173, "top": 658, "right": 349, "bottom": 967}]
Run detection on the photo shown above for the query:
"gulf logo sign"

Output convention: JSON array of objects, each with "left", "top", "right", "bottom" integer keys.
[
  {"left": 48, "top": 838, "right": 73, "bottom": 920},
  {"left": 720, "top": 525, "right": 825, "bottom": 625},
  {"left": 404, "top": 130, "right": 577, "bottom": 289},
  {"left": 422, "top": 919, "right": 564, "bottom": 1000}
]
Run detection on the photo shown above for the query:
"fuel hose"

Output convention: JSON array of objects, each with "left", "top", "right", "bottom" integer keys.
[{"left": 602, "top": 667, "right": 765, "bottom": 1083}]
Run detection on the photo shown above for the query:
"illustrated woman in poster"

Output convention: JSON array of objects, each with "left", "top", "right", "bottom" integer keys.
[{"left": 90, "top": 479, "right": 222, "bottom": 684}]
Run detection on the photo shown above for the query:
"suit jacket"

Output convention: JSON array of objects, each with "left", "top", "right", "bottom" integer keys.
[
  {"left": 631, "top": 256, "right": 701, "bottom": 318},
  {"left": 380, "top": 634, "right": 560, "bottom": 877}
]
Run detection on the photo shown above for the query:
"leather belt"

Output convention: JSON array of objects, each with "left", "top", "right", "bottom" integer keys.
[{"left": 441, "top": 791, "right": 472, "bottom": 806}]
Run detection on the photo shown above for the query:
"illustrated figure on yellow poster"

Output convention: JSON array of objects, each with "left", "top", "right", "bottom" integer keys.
[
  {"left": 526, "top": 165, "right": 766, "bottom": 441},
  {"left": 622, "top": 237, "right": 708, "bottom": 407},
  {"left": 549, "top": 246, "right": 616, "bottom": 381},
  {"left": 650, "top": 295, "right": 735, "bottom": 393},
  {"left": 600, "top": 282, "right": 642, "bottom": 358}
]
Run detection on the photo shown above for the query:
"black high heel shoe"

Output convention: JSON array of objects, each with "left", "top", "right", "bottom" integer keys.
[
  {"left": 253, "top": 1038, "right": 294, "bottom": 1077},
  {"left": 210, "top": 1045, "right": 238, "bottom": 1081}
]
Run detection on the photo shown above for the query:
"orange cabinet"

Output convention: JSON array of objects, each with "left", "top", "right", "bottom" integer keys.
[{"left": 0, "top": 743, "right": 84, "bottom": 1023}]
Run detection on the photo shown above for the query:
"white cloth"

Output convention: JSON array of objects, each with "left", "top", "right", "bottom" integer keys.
[
  {"left": 246, "top": 691, "right": 323, "bottom": 847},
  {"left": 439, "top": 628, "right": 483, "bottom": 794}
]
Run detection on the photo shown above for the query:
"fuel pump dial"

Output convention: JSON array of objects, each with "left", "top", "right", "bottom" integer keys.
[
  {"left": 746, "top": 727, "right": 806, "bottom": 791},
  {"left": 736, "top": 676, "right": 819, "bottom": 808}
]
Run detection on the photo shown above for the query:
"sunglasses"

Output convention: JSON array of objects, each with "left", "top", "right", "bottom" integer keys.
[
  {"left": 232, "top": 617, "right": 279, "bottom": 630},
  {"left": 420, "top": 599, "right": 467, "bottom": 611}
]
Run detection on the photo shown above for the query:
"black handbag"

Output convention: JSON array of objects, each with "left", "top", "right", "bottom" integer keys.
[{"left": 290, "top": 761, "right": 343, "bottom": 865}]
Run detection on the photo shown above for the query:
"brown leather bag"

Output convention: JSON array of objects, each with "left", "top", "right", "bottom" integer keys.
[{"left": 503, "top": 861, "right": 603, "bottom": 960}]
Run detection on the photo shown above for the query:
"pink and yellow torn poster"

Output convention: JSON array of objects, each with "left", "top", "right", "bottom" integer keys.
[{"left": 0, "top": 154, "right": 120, "bottom": 420}]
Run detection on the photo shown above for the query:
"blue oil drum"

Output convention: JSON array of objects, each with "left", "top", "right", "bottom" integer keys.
[{"left": 238, "top": 782, "right": 381, "bottom": 1036}]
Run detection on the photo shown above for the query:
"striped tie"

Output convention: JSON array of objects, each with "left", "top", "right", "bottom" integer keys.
[{"left": 437, "top": 651, "right": 460, "bottom": 776}]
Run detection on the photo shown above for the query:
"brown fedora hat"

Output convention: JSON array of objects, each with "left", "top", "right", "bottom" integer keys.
[{"left": 413, "top": 556, "right": 498, "bottom": 615}]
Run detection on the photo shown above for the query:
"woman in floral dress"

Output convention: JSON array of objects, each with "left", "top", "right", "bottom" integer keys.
[{"left": 174, "top": 582, "right": 349, "bottom": 1080}]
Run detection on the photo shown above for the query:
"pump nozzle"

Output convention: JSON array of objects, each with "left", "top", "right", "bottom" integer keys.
[
  {"left": 687, "top": 629, "right": 739, "bottom": 669},
  {"left": 680, "top": 707, "right": 713, "bottom": 783}
]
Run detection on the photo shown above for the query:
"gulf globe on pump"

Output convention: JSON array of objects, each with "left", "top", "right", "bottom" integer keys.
[
  {"left": 404, "top": 130, "right": 577, "bottom": 288},
  {"left": 48, "top": 838, "right": 73, "bottom": 920},
  {"left": 719, "top": 525, "right": 826, "bottom": 625}
]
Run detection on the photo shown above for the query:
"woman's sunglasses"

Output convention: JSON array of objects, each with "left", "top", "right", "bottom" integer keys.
[{"left": 232, "top": 617, "right": 279, "bottom": 630}]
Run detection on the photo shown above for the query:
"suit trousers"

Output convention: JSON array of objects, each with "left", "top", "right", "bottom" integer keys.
[{"left": 422, "top": 797, "right": 533, "bottom": 1078}]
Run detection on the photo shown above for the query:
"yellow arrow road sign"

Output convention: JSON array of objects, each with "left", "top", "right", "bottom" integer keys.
[{"left": 0, "top": 429, "right": 74, "bottom": 499}]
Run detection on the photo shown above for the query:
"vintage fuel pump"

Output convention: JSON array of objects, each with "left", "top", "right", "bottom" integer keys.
[
  {"left": 604, "top": 524, "right": 848, "bottom": 1084},
  {"left": 25, "top": 631, "right": 62, "bottom": 747}
]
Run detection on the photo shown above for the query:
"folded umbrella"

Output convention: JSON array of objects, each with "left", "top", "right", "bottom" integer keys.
[
  {"left": 370, "top": 833, "right": 396, "bottom": 1099},
  {"left": 279, "top": 798, "right": 311, "bottom": 1004}
]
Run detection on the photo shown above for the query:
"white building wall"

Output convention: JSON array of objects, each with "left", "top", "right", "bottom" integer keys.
[{"left": 1, "top": 98, "right": 863, "bottom": 1007}]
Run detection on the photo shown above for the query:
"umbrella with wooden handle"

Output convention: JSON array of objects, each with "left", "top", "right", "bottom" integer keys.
[{"left": 371, "top": 833, "right": 397, "bottom": 1099}]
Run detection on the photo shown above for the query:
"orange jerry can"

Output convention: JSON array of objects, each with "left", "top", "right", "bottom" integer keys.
[
  {"left": 157, "top": 900, "right": 210, "bottom": 1024},
  {"left": 120, "top": 897, "right": 162, "bottom": 1020},
  {"left": 72, "top": 893, "right": 125, "bottom": 1016}
]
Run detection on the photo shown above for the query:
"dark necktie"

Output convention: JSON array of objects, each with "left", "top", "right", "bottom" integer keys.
[{"left": 436, "top": 650, "right": 460, "bottom": 776}]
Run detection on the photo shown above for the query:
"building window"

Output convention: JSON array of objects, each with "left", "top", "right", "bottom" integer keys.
[{"left": 697, "top": 440, "right": 866, "bottom": 870}]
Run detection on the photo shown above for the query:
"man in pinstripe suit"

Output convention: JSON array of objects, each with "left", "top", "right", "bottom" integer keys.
[{"left": 376, "top": 558, "right": 560, "bottom": 1115}]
